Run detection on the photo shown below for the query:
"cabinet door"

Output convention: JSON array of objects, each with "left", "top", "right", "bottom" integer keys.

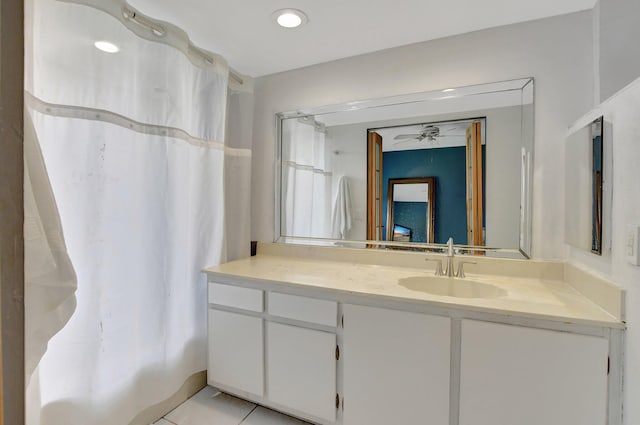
[
  {"left": 459, "top": 320, "right": 608, "bottom": 425},
  {"left": 267, "top": 322, "right": 337, "bottom": 422},
  {"left": 208, "top": 309, "right": 263, "bottom": 396},
  {"left": 343, "top": 304, "right": 451, "bottom": 425}
]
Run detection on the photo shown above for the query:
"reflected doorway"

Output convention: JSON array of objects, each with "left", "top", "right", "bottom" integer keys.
[{"left": 366, "top": 118, "right": 486, "bottom": 245}]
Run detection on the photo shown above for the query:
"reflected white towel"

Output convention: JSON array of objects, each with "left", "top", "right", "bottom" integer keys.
[{"left": 332, "top": 176, "right": 353, "bottom": 239}]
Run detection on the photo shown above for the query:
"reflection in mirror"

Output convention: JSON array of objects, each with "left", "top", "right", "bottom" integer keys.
[
  {"left": 591, "top": 117, "right": 603, "bottom": 254},
  {"left": 387, "top": 178, "right": 435, "bottom": 243},
  {"left": 281, "top": 117, "right": 332, "bottom": 239},
  {"left": 370, "top": 119, "right": 485, "bottom": 245},
  {"left": 520, "top": 80, "right": 534, "bottom": 254},
  {"left": 277, "top": 78, "right": 534, "bottom": 258},
  {"left": 565, "top": 116, "right": 608, "bottom": 256}
]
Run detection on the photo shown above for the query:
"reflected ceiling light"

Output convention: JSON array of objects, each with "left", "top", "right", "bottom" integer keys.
[
  {"left": 442, "top": 88, "right": 455, "bottom": 93},
  {"left": 273, "top": 9, "right": 308, "bottom": 28},
  {"left": 94, "top": 41, "right": 119, "bottom": 53}
]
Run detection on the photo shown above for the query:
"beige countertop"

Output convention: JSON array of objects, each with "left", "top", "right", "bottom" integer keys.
[{"left": 204, "top": 253, "right": 624, "bottom": 329}]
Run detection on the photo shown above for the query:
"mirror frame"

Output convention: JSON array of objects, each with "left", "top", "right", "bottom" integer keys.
[
  {"left": 591, "top": 116, "right": 604, "bottom": 255},
  {"left": 386, "top": 177, "right": 436, "bottom": 243},
  {"left": 274, "top": 78, "right": 535, "bottom": 259}
]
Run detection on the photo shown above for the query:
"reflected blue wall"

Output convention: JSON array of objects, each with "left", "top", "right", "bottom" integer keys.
[
  {"left": 393, "top": 201, "right": 428, "bottom": 242},
  {"left": 382, "top": 147, "right": 468, "bottom": 244}
]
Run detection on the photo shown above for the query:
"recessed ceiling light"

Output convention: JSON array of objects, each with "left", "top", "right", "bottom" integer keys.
[
  {"left": 94, "top": 41, "right": 119, "bottom": 53},
  {"left": 273, "top": 9, "right": 308, "bottom": 29},
  {"left": 442, "top": 88, "right": 455, "bottom": 93}
]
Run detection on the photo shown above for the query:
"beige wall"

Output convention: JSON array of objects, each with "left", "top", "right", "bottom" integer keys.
[
  {"left": 597, "top": 0, "right": 640, "bottom": 102},
  {"left": 599, "top": 78, "right": 640, "bottom": 425},
  {"left": 252, "top": 11, "right": 594, "bottom": 259},
  {"left": 566, "top": 76, "right": 640, "bottom": 425},
  {"left": 0, "top": 0, "right": 25, "bottom": 423}
]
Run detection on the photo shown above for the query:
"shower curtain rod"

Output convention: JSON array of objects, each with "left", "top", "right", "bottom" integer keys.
[
  {"left": 62, "top": 2, "right": 246, "bottom": 84},
  {"left": 122, "top": 6, "right": 244, "bottom": 85}
]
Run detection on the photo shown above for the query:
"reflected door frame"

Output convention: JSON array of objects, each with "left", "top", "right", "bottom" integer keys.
[
  {"left": 466, "top": 121, "right": 484, "bottom": 246},
  {"left": 367, "top": 132, "right": 383, "bottom": 240}
]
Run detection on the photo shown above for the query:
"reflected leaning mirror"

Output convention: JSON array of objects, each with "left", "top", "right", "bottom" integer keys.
[
  {"left": 387, "top": 177, "right": 435, "bottom": 243},
  {"left": 276, "top": 78, "right": 535, "bottom": 258}
]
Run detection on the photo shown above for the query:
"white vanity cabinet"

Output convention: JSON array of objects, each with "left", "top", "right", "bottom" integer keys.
[
  {"left": 459, "top": 320, "right": 609, "bottom": 425},
  {"left": 206, "top": 275, "right": 621, "bottom": 425},
  {"left": 207, "top": 283, "right": 264, "bottom": 397},
  {"left": 342, "top": 304, "right": 451, "bottom": 425},
  {"left": 266, "top": 291, "right": 339, "bottom": 422},
  {"left": 267, "top": 322, "right": 337, "bottom": 422},
  {"left": 207, "top": 282, "right": 339, "bottom": 423}
]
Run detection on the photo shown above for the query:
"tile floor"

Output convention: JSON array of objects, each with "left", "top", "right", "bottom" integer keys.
[{"left": 152, "top": 386, "right": 311, "bottom": 425}]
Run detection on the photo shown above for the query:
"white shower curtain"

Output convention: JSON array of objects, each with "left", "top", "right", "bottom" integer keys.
[
  {"left": 24, "top": 0, "right": 252, "bottom": 424},
  {"left": 281, "top": 118, "right": 332, "bottom": 238}
]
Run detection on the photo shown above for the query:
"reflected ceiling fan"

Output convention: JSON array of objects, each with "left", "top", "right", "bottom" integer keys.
[{"left": 393, "top": 124, "right": 459, "bottom": 144}]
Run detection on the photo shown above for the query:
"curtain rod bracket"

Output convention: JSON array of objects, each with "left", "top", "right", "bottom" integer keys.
[
  {"left": 230, "top": 71, "right": 244, "bottom": 85},
  {"left": 122, "top": 7, "right": 166, "bottom": 37}
]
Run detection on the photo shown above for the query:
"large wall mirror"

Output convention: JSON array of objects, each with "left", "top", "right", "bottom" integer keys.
[{"left": 276, "top": 78, "right": 535, "bottom": 258}]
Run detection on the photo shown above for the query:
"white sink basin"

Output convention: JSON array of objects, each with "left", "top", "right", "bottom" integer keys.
[{"left": 398, "top": 276, "right": 507, "bottom": 299}]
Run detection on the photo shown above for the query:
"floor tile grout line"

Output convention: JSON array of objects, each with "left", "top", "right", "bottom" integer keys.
[
  {"left": 238, "top": 404, "right": 259, "bottom": 424},
  {"left": 161, "top": 400, "right": 184, "bottom": 424}
]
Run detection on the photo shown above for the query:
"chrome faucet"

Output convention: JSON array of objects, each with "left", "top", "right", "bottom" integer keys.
[
  {"left": 425, "top": 237, "right": 476, "bottom": 278},
  {"left": 444, "top": 237, "right": 455, "bottom": 277}
]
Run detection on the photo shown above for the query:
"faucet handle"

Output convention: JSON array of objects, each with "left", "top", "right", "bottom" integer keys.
[
  {"left": 456, "top": 261, "right": 477, "bottom": 278},
  {"left": 425, "top": 258, "right": 444, "bottom": 276}
]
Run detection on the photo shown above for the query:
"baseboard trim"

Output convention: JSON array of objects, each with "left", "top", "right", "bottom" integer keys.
[{"left": 128, "top": 370, "right": 207, "bottom": 425}]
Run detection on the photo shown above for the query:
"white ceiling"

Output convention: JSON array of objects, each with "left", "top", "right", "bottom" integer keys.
[{"left": 127, "top": 0, "right": 596, "bottom": 77}]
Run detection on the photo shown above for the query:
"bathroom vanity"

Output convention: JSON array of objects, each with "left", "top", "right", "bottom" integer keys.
[{"left": 204, "top": 243, "right": 624, "bottom": 425}]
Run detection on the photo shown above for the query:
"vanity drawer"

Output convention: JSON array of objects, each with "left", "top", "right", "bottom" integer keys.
[
  {"left": 208, "top": 282, "right": 263, "bottom": 312},
  {"left": 268, "top": 292, "right": 338, "bottom": 327}
]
